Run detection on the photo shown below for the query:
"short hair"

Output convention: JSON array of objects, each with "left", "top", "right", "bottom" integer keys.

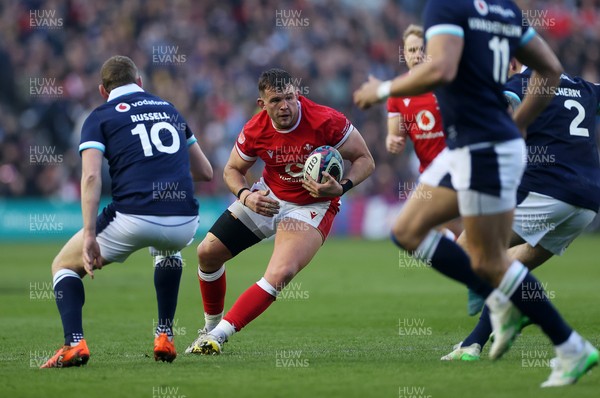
[
  {"left": 402, "top": 24, "right": 424, "bottom": 42},
  {"left": 101, "top": 55, "right": 139, "bottom": 92},
  {"left": 258, "top": 68, "right": 294, "bottom": 95}
]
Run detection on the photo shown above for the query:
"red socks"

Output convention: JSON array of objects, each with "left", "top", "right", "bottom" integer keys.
[
  {"left": 198, "top": 266, "right": 226, "bottom": 315},
  {"left": 224, "top": 282, "right": 276, "bottom": 331}
]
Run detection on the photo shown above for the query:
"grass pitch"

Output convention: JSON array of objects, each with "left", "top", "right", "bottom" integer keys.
[{"left": 1, "top": 236, "right": 599, "bottom": 397}]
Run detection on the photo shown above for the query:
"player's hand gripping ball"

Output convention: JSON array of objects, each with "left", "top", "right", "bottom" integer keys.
[{"left": 303, "top": 145, "right": 344, "bottom": 183}]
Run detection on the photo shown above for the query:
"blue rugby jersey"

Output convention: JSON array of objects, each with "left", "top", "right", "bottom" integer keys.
[
  {"left": 423, "top": 0, "right": 535, "bottom": 148},
  {"left": 504, "top": 70, "right": 600, "bottom": 212},
  {"left": 79, "top": 84, "right": 199, "bottom": 216}
]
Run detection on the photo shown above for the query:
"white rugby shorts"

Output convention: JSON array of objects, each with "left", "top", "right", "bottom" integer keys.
[
  {"left": 513, "top": 191, "right": 597, "bottom": 255},
  {"left": 228, "top": 178, "right": 338, "bottom": 240},
  {"left": 96, "top": 205, "right": 198, "bottom": 262},
  {"left": 420, "top": 138, "right": 526, "bottom": 216}
]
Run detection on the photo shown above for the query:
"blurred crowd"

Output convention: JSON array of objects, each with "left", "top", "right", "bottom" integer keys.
[{"left": 0, "top": 0, "right": 599, "bottom": 202}]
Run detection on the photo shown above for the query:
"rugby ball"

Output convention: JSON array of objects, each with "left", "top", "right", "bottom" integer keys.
[{"left": 303, "top": 145, "right": 344, "bottom": 183}]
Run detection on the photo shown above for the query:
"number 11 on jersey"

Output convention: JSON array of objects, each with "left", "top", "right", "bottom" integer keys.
[{"left": 489, "top": 36, "right": 510, "bottom": 84}]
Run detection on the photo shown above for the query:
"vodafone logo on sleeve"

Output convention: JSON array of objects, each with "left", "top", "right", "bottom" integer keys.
[{"left": 115, "top": 103, "right": 131, "bottom": 112}]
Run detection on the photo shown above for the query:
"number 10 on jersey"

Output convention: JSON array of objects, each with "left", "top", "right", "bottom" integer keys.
[{"left": 131, "top": 122, "right": 181, "bottom": 156}]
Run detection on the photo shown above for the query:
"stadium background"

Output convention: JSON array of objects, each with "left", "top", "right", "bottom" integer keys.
[{"left": 1, "top": 0, "right": 599, "bottom": 239}]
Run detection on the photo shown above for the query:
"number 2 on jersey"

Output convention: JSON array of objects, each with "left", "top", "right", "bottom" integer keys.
[
  {"left": 489, "top": 36, "right": 509, "bottom": 84},
  {"left": 564, "top": 100, "right": 590, "bottom": 137},
  {"left": 131, "top": 122, "right": 181, "bottom": 156}
]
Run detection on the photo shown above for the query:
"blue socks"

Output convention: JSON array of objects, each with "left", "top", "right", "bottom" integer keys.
[
  {"left": 393, "top": 231, "right": 573, "bottom": 348},
  {"left": 154, "top": 253, "right": 183, "bottom": 337},
  {"left": 497, "top": 262, "right": 572, "bottom": 346},
  {"left": 53, "top": 269, "right": 85, "bottom": 346},
  {"left": 53, "top": 251, "right": 184, "bottom": 345},
  {"left": 392, "top": 231, "right": 493, "bottom": 298},
  {"left": 463, "top": 262, "right": 572, "bottom": 348},
  {"left": 462, "top": 306, "right": 492, "bottom": 348}
]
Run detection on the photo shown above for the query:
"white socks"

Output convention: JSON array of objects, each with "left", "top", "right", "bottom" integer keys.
[
  {"left": 556, "top": 331, "right": 584, "bottom": 357},
  {"left": 210, "top": 320, "right": 236, "bottom": 341},
  {"left": 204, "top": 312, "right": 223, "bottom": 332},
  {"left": 498, "top": 260, "right": 528, "bottom": 298}
]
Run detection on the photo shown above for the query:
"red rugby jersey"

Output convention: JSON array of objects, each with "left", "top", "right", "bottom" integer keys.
[
  {"left": 235, "top": 96, "right": 353, "bottom": 205},
  {"left": 387, "top": 91, "right": 446, "bottom": 173}
]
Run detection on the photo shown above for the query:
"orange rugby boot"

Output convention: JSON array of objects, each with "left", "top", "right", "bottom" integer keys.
[
  {"left": 154, "top": 333, "right": 176, "bottom": 363},
  {"left": 40, "top": 339, "right": 90, "bottom": 368}
]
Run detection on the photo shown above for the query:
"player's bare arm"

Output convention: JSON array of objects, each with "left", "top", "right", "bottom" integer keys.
[
  {"left": 81, "top": 148, "right": 103, "bottom": 278},
  {"left": 513, "top": 35, "right": 563, "bottom": 135},
  {"left": 353, "top": 34, "right": 463, "bottom": 109},
  {"left": 223, "top": 147, "right": 280, "bottom": 217},
  {"left": 188, "top": 141, "right": 213, "bottom": 181},
  {"left": 302, "top": 128, "right": 374, "bottom": 198},
  {"left": 386, "top": 114, "right": 407, "bottom": 154}
]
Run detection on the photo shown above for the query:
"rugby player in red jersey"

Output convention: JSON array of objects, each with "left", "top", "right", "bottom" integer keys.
[
  {"left": 388, "top": 25, "right": 463, "bottom": 248},
  {"left": 186, "top": 68, "right": 374, "bottom": 355},
  {"left": 386, "top": 25, "right": 446, "bottom": 173}
]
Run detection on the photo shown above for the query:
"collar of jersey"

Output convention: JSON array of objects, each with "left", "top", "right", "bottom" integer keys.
[
  {"left": 271, "top": 101, "right": 302, "bottom": 134},
  {"left": 107, "top": 83, "right": 145, "bottom": 102}
]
